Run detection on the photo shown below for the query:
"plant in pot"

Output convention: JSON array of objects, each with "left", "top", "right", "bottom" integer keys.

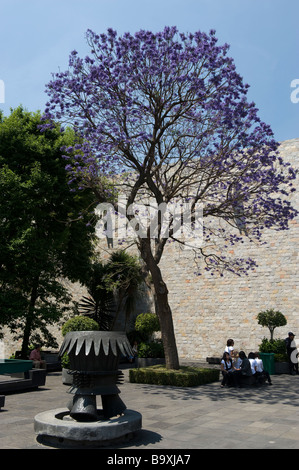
[
  {"left": 134, "top": 313, "right": 165, "bottom": 367},
  {"left": 60, "top": 315, "right": 100, "bottom": 384},
  {"left": 257, "top": 309, "right": 288, "bottom": 374},
  {"left": 258, "top": 337, "right": 289, "bottom": 374}
]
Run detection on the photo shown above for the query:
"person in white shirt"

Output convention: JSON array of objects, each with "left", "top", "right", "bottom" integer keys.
[
  {"left": 254, "top": 352, "right": 272, "bottom": 385},
  {"left": 220, "top": 351, "right": 235, "bottom": 387},
  {"left": 224, "top": 339, "right": 234, "bottom": 358},
  {"left": 248, "top": 352, "right": 257, "bottom": 376}
]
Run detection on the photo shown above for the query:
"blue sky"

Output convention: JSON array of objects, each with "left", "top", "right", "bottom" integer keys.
[{"left": 0, "top": 0, "right": 298, "bottom": 141}]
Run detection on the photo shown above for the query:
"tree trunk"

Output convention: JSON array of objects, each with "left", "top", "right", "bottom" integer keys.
[
  {"left": 270, "top": 328, "right": 274, "bottom": 342},
  {"left": 21, "top": 278, "right": 39, "bottom": 358},
  {"left": 153, "top": 279, "right": 180, "bottom": 370},
  {"left": 139, "top": 239, "right": 180, "bottom": 370}
]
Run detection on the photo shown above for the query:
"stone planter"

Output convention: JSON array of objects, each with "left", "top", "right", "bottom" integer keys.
[
  {"left": 136, "top": 357, "right": 165, "bottom": 368},
  {"left": 59, "top": 331, "right": 133, "bottom": 421},
  {"left": 34, "top": 331, "right": 142, "bottom": 448},
  {"left": 274, "top": 362, "right": 289, "bottom": 374}
]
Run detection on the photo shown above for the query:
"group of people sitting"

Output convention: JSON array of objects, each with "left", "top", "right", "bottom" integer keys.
[{"left": 220, "top": 339, "right": 272, "bottom": 388}]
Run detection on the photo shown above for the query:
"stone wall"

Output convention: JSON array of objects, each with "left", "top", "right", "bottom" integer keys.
[
  {"left": 2, "top": 139, "right": 298, "bottom": 361},
  {"left": 160, "top": 139, "right": 299, "bottom": 359}
]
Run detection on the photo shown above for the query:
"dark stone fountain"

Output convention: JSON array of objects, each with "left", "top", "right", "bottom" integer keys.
[{"left": 34, "top": 331, "right": 142, "bottom": 447}]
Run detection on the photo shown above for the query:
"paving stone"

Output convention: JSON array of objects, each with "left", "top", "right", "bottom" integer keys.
[{"left": 1, "top": 369, "right": 299, "bottom": 450}]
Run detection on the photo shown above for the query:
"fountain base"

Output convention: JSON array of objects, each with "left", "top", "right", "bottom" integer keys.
[{"left": 34, "top": 408, "right": 142, "bottom": 448}]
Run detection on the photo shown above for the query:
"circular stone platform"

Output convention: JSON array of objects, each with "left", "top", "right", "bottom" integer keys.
[{"left": 34, "top": 408, "right": 142, "bottom": 448}]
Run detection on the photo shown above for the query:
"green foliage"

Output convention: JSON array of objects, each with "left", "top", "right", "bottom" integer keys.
[
  {"left": 60, "top": 352, "right": 70, "bottom": 369},
  {"left": 274, "top": 354, "right": 288, "bottom": 363},
  {"left": 78, "top": 261, "right": 115, "bottom": 330},
  {"left": 129, "top": 365, "right": 220, "bottom": 387},
  {"left": 61, "top": 315, "right": 99, "bottom": 336},
  {"left": 106, "top": 251, "right": 144, "bottom": 329},
  {"left": 135, "top": 313, "right": 161, "bottom": 341},
  {"left": 259, "top": 337, "right": 288, "bottom": 362},
  {"left": 106, "top": 251, "right": 143, "bottom": 293},
  {"left": 0, "top": 107, "right": 98, "bottom": 355},
  {"left": 61, "top": 315, "right": 100, "bottom": 369},
  {"left": 138, "top": 341, "right": 164, "bottom": 358},
  {"left": 133, "top": 312, "right": 163, "bottom": 358},
  {"left": 257, "top": 309, "right": 287, "bottom": 341},
  {"left": 78, "top": 251, "right": 144, "bottom": 330}
]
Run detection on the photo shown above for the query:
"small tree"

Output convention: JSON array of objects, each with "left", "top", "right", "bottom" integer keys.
[
  {"left": 257, "top": 309, "right": 287, "bottom": 341},
  {"left": 134, "top": 312, "right": 161, "bottom": 341}
]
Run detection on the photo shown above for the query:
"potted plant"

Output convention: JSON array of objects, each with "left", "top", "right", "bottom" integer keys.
[
  {"left": 133, "top": 313, "right": 165, "bottom": 367},
  {"left": 258, "top": 337, "right": 289, "bottom": 374},
  {"left": 257, "top": 309, "right": 288, "bottom": 374}
]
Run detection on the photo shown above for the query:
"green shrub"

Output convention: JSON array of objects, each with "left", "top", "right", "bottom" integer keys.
[
  {"left": 60, "top": 352, "right": 70, "bottom": 369},
  {"left": 61, "top": 315, "right": 100, "bottom": 369},
  {"left": 274, "top": 353, "right": 288, "bottom": 363},
  {"left": 61, "top": 315, "right": 99, "bottom": 336},
  {"left": 132, "top": 313, "right": 164, "bottom": 358},
  {"left": 129, "top": 365, "right": 220, "bottom": 387},
  {"left": 138, "top": 341, "right": 164, "bottom": 358},
  {"left": 259, "top": 337, "right": 288, "bottom": 362},
  {"left": 134, "top": 313, "right": 160, "bottom": 341}
]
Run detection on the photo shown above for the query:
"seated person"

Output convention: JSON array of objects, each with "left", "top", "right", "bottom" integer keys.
[
  {"left": 248, "top": 352, "right": 258, "bottom": 379},
  {"left": 232, "top": 350, "right": 242, "bottom": 369},
  {"left": 220, "top": 351, "right": 235, "bottom": 387},
  {"left": 254, "top": 352, "right": 272, "bottom": 385},
  {"left": 231, "top": 351, "right": 252, "bottom": 387},
  {"left": 29, "top": 345, "right": 46, "bottom": 369}
]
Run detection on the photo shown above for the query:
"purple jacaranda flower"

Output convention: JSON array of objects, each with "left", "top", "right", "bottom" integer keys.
[{"left": 42, "top": 26, "right": 297, "bottom": 280}]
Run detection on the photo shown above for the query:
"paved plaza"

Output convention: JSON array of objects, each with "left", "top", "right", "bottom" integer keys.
[{"left": 1, "top": 366, "right": 299, "bottom": 450}]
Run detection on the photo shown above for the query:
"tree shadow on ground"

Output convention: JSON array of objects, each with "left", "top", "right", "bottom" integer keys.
[{"left": 133, "top": 375, "right": 299, "bottom": 408}]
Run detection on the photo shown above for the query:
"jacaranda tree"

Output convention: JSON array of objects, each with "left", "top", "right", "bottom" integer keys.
[{"left": 43, "top": 27, "right": 297, "bottom": 369}]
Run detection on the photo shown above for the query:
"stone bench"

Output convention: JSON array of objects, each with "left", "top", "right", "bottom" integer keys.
[
  {"left": 230, "top": 373, "right": 268, "bottom": 387},
  {"left": 42, "top": 352, "right": 61, "bottom": 372},
  {"left": 239, "top": 375, "right": 258, "bottom": 386},
  {"left": 15, "top": 350, "right": 61, "bottom": 372},
  {"left": 206, "top": 357, "right": 221, "bottom": 365},
  {"left": 0, "top": 369, "right": 46, "bottom": 394}
]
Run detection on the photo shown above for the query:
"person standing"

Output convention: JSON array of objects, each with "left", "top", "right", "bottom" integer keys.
[
  {"left": 285, "top": 332, "right": 299, "bottom": 375},
  {"left": 224, "top": 339, "right": 235, "bottom": 357}
]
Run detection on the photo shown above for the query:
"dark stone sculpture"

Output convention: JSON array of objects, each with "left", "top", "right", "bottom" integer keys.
[{"left": 59, "top": 331, "right": 133, "bottom": 422}]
